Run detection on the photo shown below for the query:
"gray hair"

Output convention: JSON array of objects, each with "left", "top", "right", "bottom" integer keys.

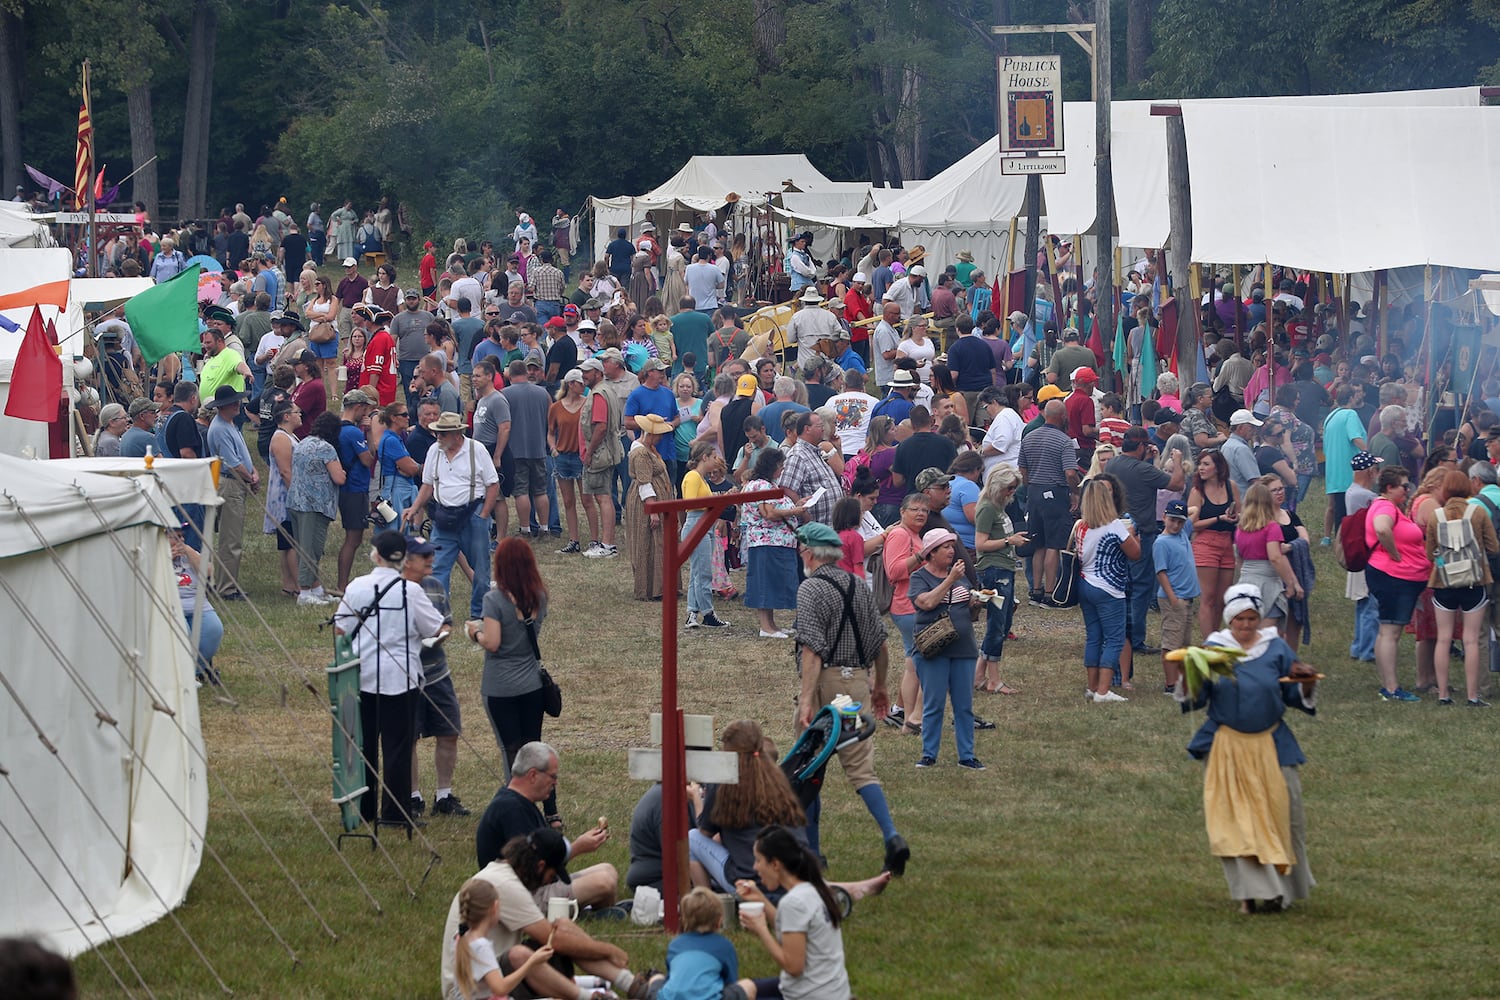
[
  {"left": 512, "top": 741, "right": 556, "bottom": 778},
  {"left": 1380, "top": 404, "right": 1405, "bottom": 434},
  {"left": 982, "top": 462, "right": 1021, "bottom": 505},
  {"left": 805, "top": 544, "right": 845, "bottom": 564},
  {"left": 713, "top": 372, "right": 735, "bottom": 397},
  {"left": 1155, "top": 371, "right": 1179, "bottom": 396},
  {"left": 1472, "top": 461, "right": 1498, "bottom": 486},
  {"left": 772, "top": 375, "right": 798, "bottom": 399}
]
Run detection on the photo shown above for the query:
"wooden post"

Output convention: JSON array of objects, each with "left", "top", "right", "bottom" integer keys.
[
  {"left": 1164, "top": 113, "right": 1198, "bottom": 385},
  {"left": 1024, "top": 175, "right": 1041, "bottom": 322},
  {"left": 1007, "top": 216, "right": 1019, "bottom": 273},
  {"left": 1374, "top": 269, "right": 1388, "bottom": 358},
  {"left": 1094, "top": 0, "right": 1114, "bottom": 388}
]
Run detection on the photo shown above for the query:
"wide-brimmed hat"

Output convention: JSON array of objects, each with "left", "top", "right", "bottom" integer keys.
[
  {"left": 204, "top": 384, "right": 245, "bottom": 409},
  {"left": 798, "top": 287, "right": 824, "bottom": 304},
  {"left": 351, "top": 303, "right": 377, "bottom": 321},
  {"left": 271, "top": 310, "right": 304, "bottom": 332},
  {"left": 890, "top": 369, "right": 918, "bottom": 388},
  {"left": 675, "top": 222, "right": 695, "bottom": 234},
  {"left": 919, "top": 527, "right": 958, "bottom": 557},
  {"left": 906, "top": 245, "right": 927, "bottom": 264},
  {"left": 956, "top": 249, "right": 975, "bottom": 263},
  {"left": 576, "top": 319, "right": 598, "bottom": 332},
  {"left": 431, "top": 412, "right": 466, "bottom": 433},
  {"left": 636, "top": 413, "right": 672, "bottom": 436}
]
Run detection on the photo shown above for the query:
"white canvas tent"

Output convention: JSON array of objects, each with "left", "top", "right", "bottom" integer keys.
[
  {"left": 590, "top": 154, "right": 840, "bottom": 255},
  {"left": 0, "top": 249, "right": 75, "bottom": 459},
  {"left": 0, "top": 201, "right": 56, "bottom": 248},
  {"left": 0, "top": 455, "right": 215, "bottom": 956}
]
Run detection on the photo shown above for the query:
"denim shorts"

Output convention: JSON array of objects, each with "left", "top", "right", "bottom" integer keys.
[
  {"left": 1364, "top": 564, "right": 1427, "bottom": 625},
  {"left": 553, "top": 451, "right": 583, "bottom": 480}
]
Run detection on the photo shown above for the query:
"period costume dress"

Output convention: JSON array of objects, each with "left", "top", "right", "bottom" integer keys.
[
  {"left": 625, "top": 439, "right": 676, "bottom": 600},
  {"left": 1183, "top": 625, "right": 1318, "bottom": 907}
]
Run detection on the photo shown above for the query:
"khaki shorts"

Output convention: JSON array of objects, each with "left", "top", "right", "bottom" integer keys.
[
  {"left": 795, "top": 667, "right": 879, "bottom": 790},
  {"left": 1160, "top": 598, "right": 1195, "bottom": 651},
  {"left": 582, "top": 465, "right": 613, "bottom": 495},
  {"left": 458, "top": 372, "right": 474, "bottom": 416}
]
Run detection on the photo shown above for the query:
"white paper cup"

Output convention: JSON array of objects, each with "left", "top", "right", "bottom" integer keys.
[{"left": 739, "top": 901, "right": 764, "bottom": 918}]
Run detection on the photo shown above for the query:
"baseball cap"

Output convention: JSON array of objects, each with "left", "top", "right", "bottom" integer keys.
[
  {"left": 403, "top": 288, "right": 419, "bottom": 300},
  {"left": 597, "top": 347, "right": 624, "bottom": 364},
  {"left": 578, "top": 358, "right": 604, "bottom": 374},
  {"left": 528, "top": 828, "right": 571, "bottom": 883},
  {"left": 563, "top": 304, "right": 579, "bottom": 317},
  {"left": 915, "top": 468, "right": 954, "bottom": 492},
  {"left": 128, "top": 398, "right": 159, "bottom": 417},
  {"left": 1229, "top": 408, "right": 1263, "bottom": 427},
  {"left": 544, "top": 316, "right": 567, "bottom": 329},
  {"left": 1153, "top": 408, "right": 1182, "bottom": 425},
  {"left": 1164, "top": 500, "right": 1189, "bottom": 519},
  {"left": 372, "top": 530, "right": 407, "bottom": 562},
  {"left": 1037, "top": 385, "right": 1066, "bottom": 403},
  {"left": 1350, "top": 451, "right": 1385, "bottom": 470},
  {"left": 909, "top": 265, "right": 927, "bottom": 277},
  {"left": 640, "top": 357, "right": 668, "bottom": 373},
  {"left": 405, "top": 536, "right": 437, "bottom": 556},
  {"left": 852, "top": 271, "right": 868, "bottom": 283},
  {"left": 1071, "top": 366, "right": 1098, "bottom": 384},
  {"left": 342, "top": 256, "right": 358, "bottom": 267},
  {"left": 342, "top": 388, "right": 373, "bottom": 407},
  {"left": 735, "top": 373, "right": 759, "bottom": 397}
]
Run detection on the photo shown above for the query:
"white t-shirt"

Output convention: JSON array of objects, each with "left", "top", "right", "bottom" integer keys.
[
  {"left": 255, "top": 331, "right": 286, "bottom": 365},
  {"left": 776, "top": 881, "right": 850, "bottom": 1000},
  {"left": 1080, "top": 519, "right": 1131, "bottom": 599},
  {"left": 440, "top": 863, "right": 544, "bottom": 999},
  {"left": 896, "top": 337, "right": 935, "bottom": 382},
  {"left": 685, "top": 261, "right": 724, "bottom": 310},
  {"left": 826, "top": 390, "right": 877, "bottom": 455},
  {"left": 447, "top": 936, "right": 500, "bottom": 1000},
  {"left": 981, "top": 407, "right": 1025, "bottom": 474}
]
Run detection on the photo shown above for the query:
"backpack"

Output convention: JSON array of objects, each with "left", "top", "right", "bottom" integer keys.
[
  {"left": 1474, "top": 494, "right": 1500, "bottom": 581},
  {"left": 1433, "top": 504, "right": 1486, "bottom": 589},
  {"left": 1338, "top": 505, "right": 1373, "bottom": 572}
]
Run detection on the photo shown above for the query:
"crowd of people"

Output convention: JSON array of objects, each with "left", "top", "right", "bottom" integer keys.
[{"left": 59, "top": 201, "right": 1500, "bottom": 990}]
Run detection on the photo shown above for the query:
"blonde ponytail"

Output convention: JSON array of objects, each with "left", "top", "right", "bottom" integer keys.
[{"left": 453, "top": 878, "right": 499, "bottom": 1000}]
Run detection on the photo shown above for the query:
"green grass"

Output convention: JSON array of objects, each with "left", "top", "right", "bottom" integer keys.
[{"left": 70, "top": 473, "right": 1500, "bottom": 999}]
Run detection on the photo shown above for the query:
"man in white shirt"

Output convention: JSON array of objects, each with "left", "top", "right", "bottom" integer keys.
[
  {"left": 885, "top": 265, "right": 928, "bottom": 319},
  {"left": 827, "top": 367, "right": 879, "bottom": 458},
  {"left": 333, "top": 531, "right": 446, "bottom": 829},
  {"left": 786, "top": 286, "right": 841, "bottom": 360},
  {"left": 447, "top": 259, "right": 486, "bottom": 320},
  {"left": 978, "top": 386, "right": 1024, "bottom": 474},
  {"left": 871, "top": 301, "right": 903, "bottom": 392},
  {"left": 403, "top": 413, "right": 500, "bottom": 622}
]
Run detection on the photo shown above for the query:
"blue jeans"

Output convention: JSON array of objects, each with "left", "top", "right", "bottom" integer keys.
[
  {"left": 432, "top": 510, "right": 492, "bottom": 620},
  {"left": 1294, "top": 472, "right": 1313, "bottom": 512},
  {"left": 688, "top": 828, "right": 733, "bottom": 891},
  {"left": 913, "top": 651, "right": 975, "bottom": 761},
  {"left": 399, "top": 359, "right": 419, "bottom": 407},
  {"left": 978, "top": 567, "right": 1017, "bottom": 659},
  {"left": 1126, "top": 533, "right": 1156, "bottom": 651},
  {"left": 891, "top": 612, "right": 917, "bottom": 658},
  {"left": 1350, "top": 595, "right": 1379, "bottom": 661},
  {"left": 184, "top": 605, "right": 224, "bottom": 676},
  {"left": 683, "top": 510, "right": 715, "bottom": 613},
  {"left": 1080, "top": 579, "right": 1127, "bottom": 668},
  {"left": 535, "top": 300, "right": 562, "bottom": 324}
]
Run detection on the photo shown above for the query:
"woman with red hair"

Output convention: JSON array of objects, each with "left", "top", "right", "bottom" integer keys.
[{"left": 466, "top": 536, "right": 555, "bottom": 817}]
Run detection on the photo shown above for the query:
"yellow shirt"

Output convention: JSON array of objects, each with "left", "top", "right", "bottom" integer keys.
[
  {"left": 199, "top": 348, "right": 246, "bottom": 399},
  {"left": 682, "top": 468, "right": 713, "bottom": 500}
]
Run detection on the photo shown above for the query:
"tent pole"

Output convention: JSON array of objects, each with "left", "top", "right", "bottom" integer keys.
[{"left": 1374, "top": 269, "right": 1388, "bottom": 357}]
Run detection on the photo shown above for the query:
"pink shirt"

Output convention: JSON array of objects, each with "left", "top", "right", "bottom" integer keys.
[
  {"left": 1365, "top": 497, "right": 1432, "bottom": 581},
  {"left": 883, "top": 525, "right": 920, "bottom": 616},
  {"left": 1234, "top": 522, "right": 1281, "bottom": 561},
  {"left": 838, "top": 528, "right": 867, "bottom": 578}
]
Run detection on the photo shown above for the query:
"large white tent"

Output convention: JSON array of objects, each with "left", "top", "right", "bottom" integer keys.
[
  {"left": 590, "top": 154, "right": 840, "bottom": 255},
  {"left": 0, "top": 201, "right": 56, "bottom": 248},
  {"left": 0, "top": 455, "right": 215, "bottom": 956}
]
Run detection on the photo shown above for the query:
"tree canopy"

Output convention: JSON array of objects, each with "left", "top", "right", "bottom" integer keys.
[{"left": 2, "top": 0, "right": 1495, "bottom": 246}]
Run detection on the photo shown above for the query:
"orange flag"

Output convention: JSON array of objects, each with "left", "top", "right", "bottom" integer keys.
[{"left": 0, "top": 280, "right": 70, "bottom": 312}]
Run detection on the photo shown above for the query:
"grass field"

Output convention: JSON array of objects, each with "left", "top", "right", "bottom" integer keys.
[{"left": 69, "top": 469, "right": 1500, "bottom": 1000}]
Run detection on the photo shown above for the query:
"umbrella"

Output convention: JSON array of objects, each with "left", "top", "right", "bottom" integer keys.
[
  {"left": 197, "top": 269, "right": 225, "bottom": 303},
  {"left": 184, "top": 254, "right": 222, "bottom": 273}
]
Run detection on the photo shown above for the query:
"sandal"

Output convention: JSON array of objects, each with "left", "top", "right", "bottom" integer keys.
[
  {"left": 991, "top": 683, "right": 1020, "bottom": 696},
  {"left": 902, "top": 720, "right": 923, "bottom": 735}
]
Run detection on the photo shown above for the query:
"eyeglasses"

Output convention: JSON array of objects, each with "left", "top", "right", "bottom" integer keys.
[{"left": 484, "top": 311, "right": 500, "bottom": 317}]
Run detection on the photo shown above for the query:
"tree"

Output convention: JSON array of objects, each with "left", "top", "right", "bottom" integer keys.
[
  {"left": 168, "top": 0, "right": 217, "bottom": 220},
  {"left": 0, "top": 4, "right": 23, "bottom": 195}
]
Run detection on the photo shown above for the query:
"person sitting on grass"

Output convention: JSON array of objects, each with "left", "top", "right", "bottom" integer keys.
[
  {"left": 639, "top": 886, "right": 757, "bottom": 1000},
  {"left": 735, "top": 825, "right": 853, "bottom": 1000},
  {"left": 441, "top": 831, "right": 653, "bottom": 1000},
  {"left": 450, "top": 876, "right": 556, "bottom": 1000}
]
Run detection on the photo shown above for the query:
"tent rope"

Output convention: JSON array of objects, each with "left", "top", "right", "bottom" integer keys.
[
  {"left": 0, "top": 673, "right": 233, "bottom": 993},
  {"left": 0, "top": 502, "right": 303, "bottom": 965},
  {"left": 73, "top": 484, "right": 389, "bottom": 916},
  {"left": 0, "top": 769, "right": 150, "bottom": 999}
]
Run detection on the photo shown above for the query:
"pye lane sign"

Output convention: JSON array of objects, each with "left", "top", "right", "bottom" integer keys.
[{"left": 999, "top": 54, "right": 1064, "bottom": 155}]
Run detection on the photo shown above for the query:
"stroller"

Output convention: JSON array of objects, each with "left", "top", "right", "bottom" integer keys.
[{"left": 778, "top": 704, "right": 876, "bottom": 919}]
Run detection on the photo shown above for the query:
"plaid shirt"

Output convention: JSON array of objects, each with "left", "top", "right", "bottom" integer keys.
[
  {"left": 527, "top": 262, "right": 566, "bottom": 303},
  {"left": 795, "top": 564, "right": 888, "bottom": 669},
  {"left": 779, "top": 440, "right": 842, "bottom": 523}
]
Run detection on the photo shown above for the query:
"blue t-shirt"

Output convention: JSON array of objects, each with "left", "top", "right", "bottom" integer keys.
[
  {"left": 451, "top": 317, "right": 485, "bottom": 375},
  {"left": 625, "top": 384, "right": 679, "bottom": 464},
  {"left": 1153, "top": 528, "right": 1201, "bottom": 600},
  {"left": 659, "top": 931, "right": 739, "bottom": 1000},
  {"left": 836, "top": 348, "right": 866, "bottom": 375},
  {"left": 760, "top": 400, "right": 810, "bottom": 443},
  {"left": 1322, "top": 408, "right": 1366, "bottom": 494},
  {"left": 337, "top": 422, "right": 371, "bottom": 493},
  {"left": 379, "top": 431, "right": 412, "bottom": 480},
  {"left": 944, "top": 475, "right": 980, "bottom": 548},
  {"left": 471, "top": 339, "right": 506, "bottom": 371}
]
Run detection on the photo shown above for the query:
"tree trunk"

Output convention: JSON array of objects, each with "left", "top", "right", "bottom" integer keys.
[
  {"left": 127, "top": 83, "right": 157, "bottom": 218},
  {"left": 865, "top": 136, "right": 887, "bottom": 188},
  {"left": 0, "top": 9, "right": 23, "bottom": 195},
  {"left": 751, "top": 0, "right": 785, "bottom": 72},
  {"left": 178, "top": 0, "right": 217, "bottom": 220},
  {"left": 1126, "top": 0, "right": 1152, "bottom": 85}
]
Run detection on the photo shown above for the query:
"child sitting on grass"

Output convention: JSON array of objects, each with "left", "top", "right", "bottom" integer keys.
[
  {"left": 642, "top": 886, "right": 756, "bottom": 1000},
  {"left": 451, "top": 877, "right": 555, "bottom": 1000}
]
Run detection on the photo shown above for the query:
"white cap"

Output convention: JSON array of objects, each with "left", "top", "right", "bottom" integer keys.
[
  {"left": 909, "top": 265, "right": 927, "bottom": 277},
  {"left": 851, "top": 271, "right": 868, "bottom": 284},
  {"left": 1230, "top": 408, "right": 1263, "bottom": 427},
  {"left": 342, "top": 257, "right": 358, "bottom": 267}
]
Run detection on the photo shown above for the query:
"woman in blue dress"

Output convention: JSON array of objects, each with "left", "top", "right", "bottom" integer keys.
[{"left": 1182, "top": 582, "right": 1321, "bottom": 913}]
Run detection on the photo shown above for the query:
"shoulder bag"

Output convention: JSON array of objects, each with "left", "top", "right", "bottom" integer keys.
[
  {"left": 913, "top": 571, "right": 959, "bottom": 657},
  {"left": 521, "top": 615, "right": 562, "bottom": 717},
  {"left": 1050, "top": 519, "right": 1084, "bottom": 608}
]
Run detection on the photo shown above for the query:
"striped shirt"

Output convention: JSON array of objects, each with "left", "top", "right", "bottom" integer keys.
[{"left": 1017, "top": 424, "right": 1077, "bottom": 486}]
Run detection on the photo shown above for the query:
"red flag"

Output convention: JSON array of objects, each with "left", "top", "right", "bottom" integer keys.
[
  {"left": 94, "top": 164, "right": 105, "bottom": 202},
  {"left": 44, "top": 315, "right": 59, "bottom": 347},
  {"left": 4, "top": 306, "right": 63, "bottom": 422}
]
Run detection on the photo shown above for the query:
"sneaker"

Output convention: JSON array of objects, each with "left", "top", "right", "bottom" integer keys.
[
  {"left": 1084, "top": 689, "right": 1096, "bottom": 701},
  {"left": 700, "top": 612, "right": 732, "bottom": 629},
  {"left": 409, "top": 795, "right": 426, "bottom": 818},
  {"left": 882, "top": 834, "right": 911, "bottom": 876},
  {"left": 685, "top": 611, "right": 701, "bottom": 629},
  {"left": 1028, "top": 592, "right": 1048, "bottom": 607},
  {"left": 558, "top": 540, "right": 582, "bottom": 554},
  {"left": 915, "top": 756, "right": 937, "bottom": 769},
  {"left": 1094, "top": 690, "right": 1129, "bottom": 703},
  {"left": 972, "top": 715, "right": 997, "bottom": 730},
  {"left": 433, "top": 794, "right": 471, "bottom": 816},
  {"left": 1135, "top": 644, "right": 1163, "bottom": 655},
  {"left": 297, "top": 591, "right": 328, "bottom": 606},
  {"left": 1439, "top": 698, "right": 1455, "bottom": 706},
  {"left": 958, "top": 757, "right": 987, "bottom": 771},
  {"left": 1467, "top": 698, "right": 1491, "bottom": 708},
  {"left": 582, "top": 541, "right": 608, "bottom": 558},
  {"left": 1378, "top": 687, "right": 1421, "bottom": 702},
  {"left": 601, "top": 544, "right": 619, "bottom": 559},
  {"left": 1319, "top": 536, "right": 1332, "bottom": 547}
]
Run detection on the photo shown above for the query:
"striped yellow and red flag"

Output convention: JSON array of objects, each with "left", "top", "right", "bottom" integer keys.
[{"left": 73, "top": 62, "right": 92, "bottom": 210}]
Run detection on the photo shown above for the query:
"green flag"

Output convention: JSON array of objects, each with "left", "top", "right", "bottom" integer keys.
[{"left": 124, "top": 265, "right": 203, "bottom": 363}]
